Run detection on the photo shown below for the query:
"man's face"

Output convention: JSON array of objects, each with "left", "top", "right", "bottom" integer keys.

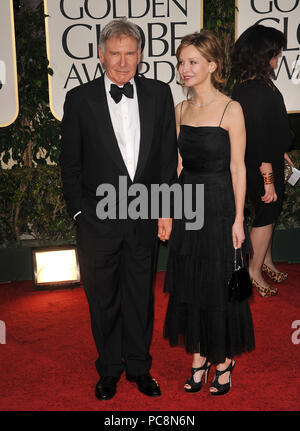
[{"left": 99, "top": 35, "right": 141, "bottom": 86}]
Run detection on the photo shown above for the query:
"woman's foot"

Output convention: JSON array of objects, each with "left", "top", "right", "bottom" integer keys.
[
  {"left": 184, "top": 357, "right": 211, "bottom": 393},
  {"left": 209, "top": 359, "right": 235, "bottom": 396},
  {"left": 251, "top": 279, "right": 278, "bottom": 296},
  {"left": 262, "top": 262, "right": 288, "bottom": 283},
  {"left": 249, "top": 267, "right": 278, "bottom": 296}
]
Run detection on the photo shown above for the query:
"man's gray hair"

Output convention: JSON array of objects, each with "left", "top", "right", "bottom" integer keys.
[{"left": 99, "top": 18, "right": 142, "bottom": 51}]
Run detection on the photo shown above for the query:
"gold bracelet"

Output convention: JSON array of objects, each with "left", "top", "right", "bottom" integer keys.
[{"left": 262, "top": 172, "right": 274, "bottom": 185}]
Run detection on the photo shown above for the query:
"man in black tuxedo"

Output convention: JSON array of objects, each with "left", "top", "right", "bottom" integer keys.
[{"left": 60, "top": 19, "right": 177, "bottom": 400}]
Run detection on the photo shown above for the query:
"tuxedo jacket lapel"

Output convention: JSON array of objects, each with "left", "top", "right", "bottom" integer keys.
[
  {"left": 88, "top": 76, "right": 129, "bottom": 176},
  {"left": 134, "top": 75, "right": 155, "bottom": 182},
  {"left": 87, "top": 75, "right": 155, "bottom": 182}
]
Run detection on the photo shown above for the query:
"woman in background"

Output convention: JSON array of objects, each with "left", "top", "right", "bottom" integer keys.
[
  {"left": 231, "top": 25, "right": 293, "bottom": 297},
  {"left": 163, "top": 30, "right": 255, "bottom": 396}
]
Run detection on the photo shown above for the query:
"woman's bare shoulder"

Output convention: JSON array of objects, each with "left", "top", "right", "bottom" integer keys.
[
  {"left": 175, "top": 100, "right": 188, "bottom": 111},
  {"left": 226, "top": 98, "right": 244, "bottom": 116},
  {"left": 175, "top": 100, "right": 189, "bottom": 122}
]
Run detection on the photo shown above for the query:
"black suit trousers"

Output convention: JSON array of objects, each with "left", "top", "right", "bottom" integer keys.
[{"left": 77, "top": 218, "right": 156, "bottom": 378}]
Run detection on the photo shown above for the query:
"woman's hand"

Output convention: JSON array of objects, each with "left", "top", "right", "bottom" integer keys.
[
  {"left": 284, "top": 152, "right": 295, "bottom": 167},
  {"left": 259, "top": 162, "right": 277, "bottom": 204},
  {"left": 261, "top": 183, "right": 278, "bottom": 203},
  {"left": 232, "top": 220, "right": 245, "bottom": 249}
]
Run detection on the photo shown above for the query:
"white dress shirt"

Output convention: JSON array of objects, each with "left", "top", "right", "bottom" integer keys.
[
  {"left": 74, "top": 75, "right": 140, "bottom": 221},
  {"left": 104, "top": 74, "right": 140, "bottom": 181}
]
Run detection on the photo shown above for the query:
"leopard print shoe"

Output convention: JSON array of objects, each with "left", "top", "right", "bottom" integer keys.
[
  {"left": 251, "top": 279, "right": 278, "bottom": 297},
  {"left": 262, "top": 264, "right": 288, "bottom": 284}
]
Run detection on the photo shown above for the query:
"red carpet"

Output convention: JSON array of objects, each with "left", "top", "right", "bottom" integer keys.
[{"left": 0, "top": 263, "right": 299, "bottom": 411}]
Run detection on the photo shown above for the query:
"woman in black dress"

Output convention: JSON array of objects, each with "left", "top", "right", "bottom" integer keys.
[
  {"left": 162, "top": 31, "right": 255, "bottom": 396},
  {"left": 231, "top": 25, "right": 293, "bottom": 297}
]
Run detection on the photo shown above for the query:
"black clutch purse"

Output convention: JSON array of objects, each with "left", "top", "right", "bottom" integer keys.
[{"left": 228, "top": 248, "right": 252, "bottom": 302}]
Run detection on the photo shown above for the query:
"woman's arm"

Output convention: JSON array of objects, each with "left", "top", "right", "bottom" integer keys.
[
  {"left": 175, "top": 102, "right": 183, "bottom": 176},
  {"left": 227, "top": 101, "right": 246, "bottom": 249},
  {"left": 259, "top": 162, "right": 277, "bottom": 203}
]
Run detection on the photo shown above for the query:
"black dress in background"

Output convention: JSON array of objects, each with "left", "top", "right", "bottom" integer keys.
[
  {"left": 163, "top": 105, "right": 255, "bottom": 364},
  {"left": 232, "top": 79, "right": 292, "bottom": 227}
]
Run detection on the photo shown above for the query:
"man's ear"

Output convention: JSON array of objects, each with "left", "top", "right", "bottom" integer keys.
[{"left": 137, "top": 48, "right": 142, "bottom": 63}]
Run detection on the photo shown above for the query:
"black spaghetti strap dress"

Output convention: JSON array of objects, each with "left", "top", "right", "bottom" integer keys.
[{"left": 163, "top": 102, "right": 255, "bottom": 364}]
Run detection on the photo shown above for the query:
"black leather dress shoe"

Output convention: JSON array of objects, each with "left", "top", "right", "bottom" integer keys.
[
  {"left": 126, "top": 372, "right": 161, "bottom": 397},
  {"left": 95, "top": 376, "right": 118, "bottom": 401}
]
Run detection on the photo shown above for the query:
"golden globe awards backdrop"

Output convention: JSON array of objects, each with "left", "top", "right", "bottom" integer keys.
[
  {"left": 235, "top": 0, "right": 300, "bottom": 113},
  {"left": 0, "top": 0, "right": 19, "bottom": 127},
  {"left": 44, "top": 0, "right": 203, "bottom": 120}
]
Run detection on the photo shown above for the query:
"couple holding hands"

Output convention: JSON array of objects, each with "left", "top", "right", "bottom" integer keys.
[{"left": 60, "top": 19, "right": 291, "bottom": 400}]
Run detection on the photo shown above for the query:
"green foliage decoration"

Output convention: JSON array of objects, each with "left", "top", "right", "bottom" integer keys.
[
  {"left": 277, "top": 150, "right": 300, "bottom": 229},
  {"left": 0, "top": 166, "right": 75, "bottom": 246},
  {"left": 0, "top": 2, "right": 60, "bottom": 169},
  {"left": 204, "top": 0, "right": 236, "bottom": 94}
]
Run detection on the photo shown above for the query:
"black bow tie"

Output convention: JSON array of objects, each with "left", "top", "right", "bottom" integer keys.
[{"left": 109, "top": 82, "right": 134, "bottom": 103}]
